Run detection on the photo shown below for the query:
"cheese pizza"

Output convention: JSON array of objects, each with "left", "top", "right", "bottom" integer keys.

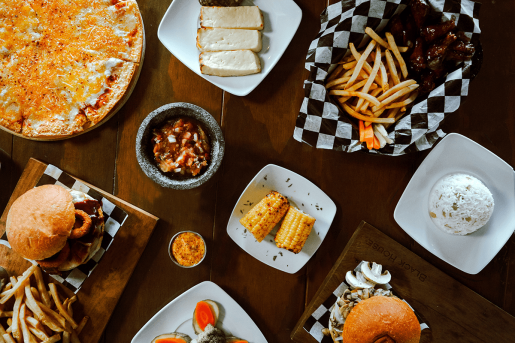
[{"left": 0, "top": 0, "right": 143, "bottom": 138}]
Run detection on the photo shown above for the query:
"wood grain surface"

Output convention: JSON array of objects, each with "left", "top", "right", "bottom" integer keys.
[
  {"left": 0, "top": 0, "right": 514, "bottom": 343},
  {"left": 0, "top": 159, "right": 159, "bottom": 343},
  {"left": 291, "top": 221, "right": 515, "bottom": 343}
]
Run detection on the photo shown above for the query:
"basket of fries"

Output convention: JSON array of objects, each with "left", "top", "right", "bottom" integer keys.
[
  {"left": 0, "top": 264, "right": 88, "bottom": 343},
  {"left": 294, "top": 0, "right": 482, "bottom": 155}
]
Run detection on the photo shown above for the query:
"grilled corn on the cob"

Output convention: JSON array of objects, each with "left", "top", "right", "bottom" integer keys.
[
  {"left": 275, "top": 206, "right": 316, "bottom": 253},
  {"left": 239, "top": 191, "right": 289, "bottom": 242}
]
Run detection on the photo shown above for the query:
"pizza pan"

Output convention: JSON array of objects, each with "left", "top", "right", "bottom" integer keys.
[{"left": 135, "top": 102, "right": 225, "bottom": 190}]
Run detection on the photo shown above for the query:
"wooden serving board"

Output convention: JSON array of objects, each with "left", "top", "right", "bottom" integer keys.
[
  {"left": 0, "top": 158, "right": 159, "bottom": 343},
  {"left": 291, "top": 221, "right": 515, "bottom": 343}
]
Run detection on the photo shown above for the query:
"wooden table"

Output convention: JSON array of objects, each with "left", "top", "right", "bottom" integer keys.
[{"left": 0, "top": 0, "right": 513, "bottom": 342}]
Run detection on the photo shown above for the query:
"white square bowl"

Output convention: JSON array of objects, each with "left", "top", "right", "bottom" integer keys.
[
  {"left": 394, "top": 133, "right": 515, "bottom": 274},
  {"left": 157, "top": 0, "right": 302, "bottom": 96},
  {"left": 132, "top": 281, "right": 267, "bottom": 343},
  {"left": 227, "top": 164, "right": 337, "bottom": 274}
]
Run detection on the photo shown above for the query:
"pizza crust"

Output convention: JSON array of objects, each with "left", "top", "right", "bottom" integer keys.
[{"left": 84, "top": 60, "right": 137, "bottom": 125}]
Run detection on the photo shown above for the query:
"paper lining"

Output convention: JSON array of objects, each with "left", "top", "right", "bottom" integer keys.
[
  {"left": 302, "top": 261, "right": 429, "bottom": 342},
  {"left": 0, "top": 164, "right": 128, "bottom": 293},
  {"left": 294, "top": 0, "right": 482, "bottom": 155}
]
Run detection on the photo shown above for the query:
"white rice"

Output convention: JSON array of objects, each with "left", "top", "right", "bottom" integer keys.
[{"left": 428, "top": 174, "right": 494, "bottom": 235}]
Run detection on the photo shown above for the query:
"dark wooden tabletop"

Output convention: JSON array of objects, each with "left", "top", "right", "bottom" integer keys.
[{"left": 0, "top": 0, "right": 514, "bottom": 342}]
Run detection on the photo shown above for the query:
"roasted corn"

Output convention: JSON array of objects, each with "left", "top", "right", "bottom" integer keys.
[
  {"left": 274, "top": 206, "right": 316, "bottom": 253},
  {"left": 239, "top": 191, "right": 289, "bottom": 242}
]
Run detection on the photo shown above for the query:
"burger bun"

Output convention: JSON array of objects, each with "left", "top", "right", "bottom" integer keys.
[
  {"left": 341, "top": 296, "right": 420, "bottom": 343},
  {"left": 6, "top": 185, "right": 75, "bottom": 260}
]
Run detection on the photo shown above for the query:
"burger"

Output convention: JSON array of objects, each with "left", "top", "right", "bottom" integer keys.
[
  {"left": 327, "top": 262, "right": 421, "bottom": 343},
  {"left": 6, "top": 185, "right": 105, "bottom": 273},
  {"left": 332, "top": 296, "right": 421, "bottom": 343}
]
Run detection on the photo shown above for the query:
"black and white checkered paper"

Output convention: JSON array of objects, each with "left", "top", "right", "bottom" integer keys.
[
  {"left": 0, "top": 164, "right": 128, "bottom": 293},
  {"left": 303, "top": 261, "right": 429, "bottom": 342},
  {"left": 294, "top": 0, "right": 482, "bottom": 155}
]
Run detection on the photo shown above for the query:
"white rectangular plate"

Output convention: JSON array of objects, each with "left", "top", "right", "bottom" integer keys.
[
  {"left": 394, "top": 133, "right": 515, "bottom": 274},
  {"left": 132, "top": 281, "right": 267, "bottom": 343},
  {"left": 157, "top": 0, "right": 302, "bottom": 96},
  {"left": 227, "top": 164, "right": 337, "bottom": 274}
]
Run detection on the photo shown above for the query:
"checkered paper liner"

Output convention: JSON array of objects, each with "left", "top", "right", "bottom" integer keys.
[
  {"left": 303, "top": 261, "right": 429, "bottom": 343},
  {"left": 0, "top": 164, "right": 128, "bottom": 293},
  {"left": 293, "top": 0, "right": 482, "bottom": 155}
]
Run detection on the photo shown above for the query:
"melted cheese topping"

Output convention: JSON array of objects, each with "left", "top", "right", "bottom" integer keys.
[
  {"left": 200, "top": 50, "right": 261, "bottom": 77},
  {"left": 201, "top": 6, "right": 264, "bottom": 30},
  {"left": 69, "top": 190, "right": 94, "bottom": 203},
  {"left": 0, "top": 0, "right": 40, "bottom": 56},
  {"left": 0, "top": 0, "right": 142, "bottom": 136},
  {"left": 197, "top": 28, "right": 262, "bottom": 52}
]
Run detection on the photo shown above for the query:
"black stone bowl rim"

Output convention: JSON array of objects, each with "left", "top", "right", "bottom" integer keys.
[{"left": 135, "top": 102, "right": 225, "bottom": 189}]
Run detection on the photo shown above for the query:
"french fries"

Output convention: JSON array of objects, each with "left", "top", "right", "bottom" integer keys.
[
  {"left": 48, "top": 284, "right": 77, "bottom": 329},
  {"left": 345, "top": 40, "right": 376, "bottom": 89},
  {"left": 325, "top": 27, "right": 419, "bottom": 150},
  {"left": 33, "top": 267, "right": 51, "bottom": 309},
  {"left": 0, "top": 265, "right": 86, "bottom": 343},
  {"left": 385, "top": 32, "right": 408, "bottom": 78},
  {"left": 0, "top": 265, "right": 37, "bottom": 304}
]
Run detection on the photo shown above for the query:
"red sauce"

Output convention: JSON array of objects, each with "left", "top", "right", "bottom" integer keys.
[{"left": 152, "top": 118, "right": 210, "bottom": 177}]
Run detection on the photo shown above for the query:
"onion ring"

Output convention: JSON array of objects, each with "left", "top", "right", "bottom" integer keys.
[
  {"left": 37, "top": 241, "right": 70, "bottom": 269},
  {"left": 69, "top": 209, "right": 92, "bottom": 240}
]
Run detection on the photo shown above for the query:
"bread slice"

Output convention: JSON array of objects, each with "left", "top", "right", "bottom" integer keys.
[
  {"left": 200, "top": 50, "right": 261, "bottom": 77},
  {"left": 197, "top": 28, "right": 262, "bottom": 52},
  {"left": 200, "top": 6, "right": 264, "bottom": 30}
]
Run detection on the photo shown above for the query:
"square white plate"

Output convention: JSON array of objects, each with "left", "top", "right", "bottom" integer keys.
[
  {"left": 227, "top": 164, "right": 337, "bottom": 274},
  {"left": 394, "top": 133, "right": 515, "bottom": 274},
  {"left": 157, "top": 0, "right": 302, "bottom": 96},
  {"left": 132, "top": 281, "right": 267, "bottom": 343}
]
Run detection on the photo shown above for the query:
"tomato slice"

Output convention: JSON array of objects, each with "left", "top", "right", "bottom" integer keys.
[{"left": 195, "top": 301, "right": 215, "bottom": 331}]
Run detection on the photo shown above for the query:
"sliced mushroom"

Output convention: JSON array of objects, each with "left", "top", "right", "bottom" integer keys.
[
  {"left": 345, "top": 270, "right": 375, "bottom": 289},
  {"left": 333, "top": 304, "right": 345, "bottom": 324},
  {"left": 362, "top": 288, "right": 370, "bottom": 300},
  {"left": 361, "top": 261, "right": 391, "bottom": 285}
]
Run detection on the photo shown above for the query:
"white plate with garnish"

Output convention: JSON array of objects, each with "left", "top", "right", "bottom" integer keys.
[
  {"left": 394, "top": 133, "right": 515, "bottom": 274},
  {"left": 157, "top": 0, "right": 302, "bottom": 96},
  {"left": 227, "top": 164, "right": 337, "bottom": 274},
  {"left": 132, "top": 281, "right": 267, "bottom": 343}
]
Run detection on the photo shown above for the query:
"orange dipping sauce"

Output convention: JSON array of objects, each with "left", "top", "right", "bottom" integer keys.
[{"left": 172, "top": 232, "right": 205, "bottom": 267}]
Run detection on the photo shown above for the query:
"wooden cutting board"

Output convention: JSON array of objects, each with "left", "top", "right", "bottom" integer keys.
[
  {"left": 0, "top": 158, "right": 159, "bottom": 343},
  {"left": 291, "top": 221, "right": 515, "bottom": 343}
]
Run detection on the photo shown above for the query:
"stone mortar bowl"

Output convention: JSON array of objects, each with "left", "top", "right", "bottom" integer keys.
[{"left": 136, "top": 103, "right": 225, "bottom": 189}]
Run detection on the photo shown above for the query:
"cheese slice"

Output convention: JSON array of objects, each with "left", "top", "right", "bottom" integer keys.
[
  {"left": 197, "top": 28, "right": 262, "bottom": 52},
  {"left": 200, "top": 50, "right": 261, "bottom": 77},
  {"left": 200, "top": 6, "right": 264, "bottom": 30}
]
